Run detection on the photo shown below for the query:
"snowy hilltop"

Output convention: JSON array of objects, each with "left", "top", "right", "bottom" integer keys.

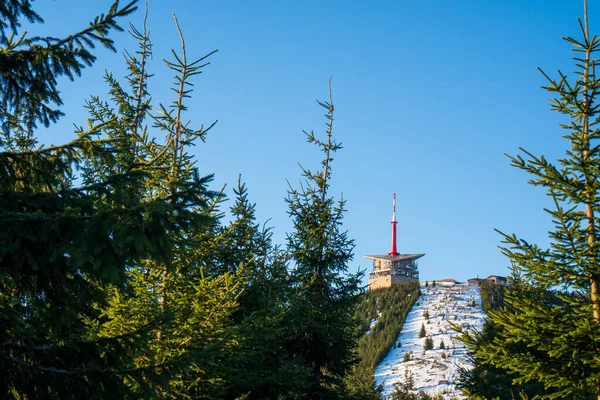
[{"left": 374, "top": 282, "right": 486, "bottom": 399}]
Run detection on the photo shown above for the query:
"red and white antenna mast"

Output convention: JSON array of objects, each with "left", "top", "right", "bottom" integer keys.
[{"left": 389, "top": 193, "right": 399, "bottom": 256}]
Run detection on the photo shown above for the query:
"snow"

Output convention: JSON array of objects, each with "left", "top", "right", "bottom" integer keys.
[
  {"left": 368, "top": 318, "right": 378, "bottom": 334},
  {"left": 367, "top": 311, "right": 383, "bottom": 335},
  {"left": 374, "top": 283, "right": 486, "bottom": 399}
]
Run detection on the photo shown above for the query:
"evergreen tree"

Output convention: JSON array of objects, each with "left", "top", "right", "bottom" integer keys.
[
  {"left": 218, "top": 176, "right": 308, "bottom": 399},
  {"left": 439, "top": 340, "right": 445, "bottom": 350},
  {"left": 424, "top": 337, "right": 433, "bottom": 351},
  {"left": 0, "top": 0, "right": 137, "bottom": 144},
  {"left": 419, "top": 323, "right": 426, "bottom": 338},
  {"left": 81, "top": 14, "right": 246, "bottom": 399},
  {"left": 470, "top": 2, "right": 600, "bottom": 398},
  {"left": 284, "top": 79, "right": 363, "bottom": 399},
  {"left": 458, "top": 319, "right": 555, "bottom": 399},
  {"left": 478, "top": 281, "right": 505, "bottom": 312},
  {"left": 349, "top": 283, "right": 419, "bottom": 399},
  {"left": 0, "top": 2, "right": 206, "bottom": 397}
]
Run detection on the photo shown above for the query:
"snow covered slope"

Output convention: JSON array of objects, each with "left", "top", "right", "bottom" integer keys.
[{"left": 374, "top": 282, "right": 485, "bottom": 399}]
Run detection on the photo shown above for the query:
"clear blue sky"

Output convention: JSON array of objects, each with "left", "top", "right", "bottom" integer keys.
[{"left": 29, "top": 0, "right": 597, "bottom": 283}]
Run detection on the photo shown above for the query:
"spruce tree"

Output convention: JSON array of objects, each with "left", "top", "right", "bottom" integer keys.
[
  {"left": 470, "top": 1, "right": 600, "bottom": 398},
  {"left": 0, "top": 1, "right": 137, "bottom": 142},
  {"left": 419, "top": 323, "right": 426, "bottom": 338},
  {"left": 218, "top": 177, "right": 308, "bottom": 399},
  {"left": 458, "top": 319, "right": 555, "bottom": 399},
  {"left": 424, "top": 337, "right": 433, "bottom": 351},
  {"left": 82, "top": 14, "right": 245, "bottom": 399},
  {"left": 0, "top": 6, "right": 246, "bottom": 397},
  {"left": 347, "top": 283, "right": 418, "bottom": 399},
  {"left": 0, "top": 2, "right": 193, "bottom": 397},
  {"left": 284, "top": 79, "right": 363, "bottom": 399}
]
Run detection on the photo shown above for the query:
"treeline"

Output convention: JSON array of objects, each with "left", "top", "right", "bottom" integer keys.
[
  {"left": 347, "top": 283, "right": 420, "bottom": 398},
  {"left": 478, "top": 281, "right": 505, "bottom": 313},
  {"left": 0, "top": 2, "right": 371, "bottom": 399}
]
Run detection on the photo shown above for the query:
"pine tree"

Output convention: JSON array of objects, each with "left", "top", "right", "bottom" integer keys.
[
  {"left": 0, "top": 5, "right": 247, "bottom": 397},
  {"left": 348, "top": 283, "right": 418, "bottom": 400},
  {"left": 468, "top": 2, "right": 600, "bottom": 397},
  {"left": 419, "top": 323, "right": 426, "bottom": 338},
  {"left": 458, "top": 319, "right": 555, "bottom": 399},
  {"left": 424, "top": 337, "right": 433, "bottom": 351},
  {"left": 439, "top": 340, "right": 445, "bottom": 350},
  {"left": 0, "top": 1, "right": 137, "bottom": 144},
  {"left": 0, "top": 2, "right": 195, "bottom": 397},
  {"left": 82, "top": 14, "right": 246, "bottom": 398},
  {"left": 217, "top": 176, "right": 310, "bottom": 399},
  {"left": 284, "top": 79, "right": 363, "bottom": 399}
]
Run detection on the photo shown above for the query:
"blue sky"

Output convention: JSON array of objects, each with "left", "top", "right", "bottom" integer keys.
[{"left": 29, "top": 1, "right": 598, "bottom": 283}]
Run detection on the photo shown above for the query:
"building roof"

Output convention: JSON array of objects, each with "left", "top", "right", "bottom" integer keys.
[{"left": 364, "top": 253, "right": 425, "bottom": 262}]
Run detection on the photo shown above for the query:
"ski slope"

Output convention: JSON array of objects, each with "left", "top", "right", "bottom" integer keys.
[{"left": 374, "top": 282, "right": 486, "bottom": 399}]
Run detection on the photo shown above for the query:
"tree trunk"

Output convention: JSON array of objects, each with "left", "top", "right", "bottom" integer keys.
[
  {"left": 157, "top": 265, "right": 168, "bottom": 341},
  {"left": 582, "top": 1, "right": 599, "bottom": 395}
]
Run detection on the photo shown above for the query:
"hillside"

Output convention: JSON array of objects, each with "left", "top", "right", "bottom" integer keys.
[
  {"left": 373, "top": 282, "right": 486, "bottom": 399},
  {"left": 349, "top": 283, "right": 420, "bottom": 395}
]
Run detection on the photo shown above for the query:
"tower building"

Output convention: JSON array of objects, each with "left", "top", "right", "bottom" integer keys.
[{"left": 366, "top": 193, "right": 424, "bottom": 290}]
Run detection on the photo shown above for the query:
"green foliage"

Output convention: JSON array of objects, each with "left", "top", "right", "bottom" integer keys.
[
  {"left": 0, "top": 2, "right": 388, "bottom": 399},
  {"left": 348, "top": 283, "right": 419, "bottom": 399},
  {"left": 0, "top": 3, "right": 187, "bottom": 398},
  {"left": 0, "top": 0, "right": 138, "bottom": 138},
  {"left": 478, "top": 281, "right": 505, "bottom": 313},
  {"left": 423, "top": 309, "right": 429, "bottom": 320},
  {"left": 457, "top": 276, "right": 563, "bottom": 399},
  {"left": 419, "top": 323, "right": 426, "bottom": 338},
  {"left": 457, "top": 319, "right": 555, "bottom": 400},
  {"left": 283, "top": 80, "right": 364, "bottom": 399},
  {"left": 423, "top": 337, "right": 433, "bottom": 351},
  {"left": 464, "top": 4, "right": 600, "bottom": 398},
  {"left": 439, "top": 339, "right": 445, "bottom": 350},
  {"left": 1, "top": 6, "right": 246, "bottom": 398},
  {"left": 216, "top": 177, "right": 308, "bottom": 399},
  {"left": 77, "top": 14, "right": 247, "bottom": 398}
]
